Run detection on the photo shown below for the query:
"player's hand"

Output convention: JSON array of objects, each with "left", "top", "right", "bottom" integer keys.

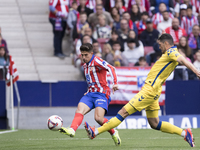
[{"left": 112, "top": 84, "right": 119, "bottom": 94}]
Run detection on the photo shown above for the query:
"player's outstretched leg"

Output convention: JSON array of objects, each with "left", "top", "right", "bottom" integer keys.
[
  {"left": 59, "top": 113, "right": 84, "bottom": 137},
  {"left": 99, "top": 118, "right": 121, "bottom": 146},
  {"left": 84, "top": 121, "right": 96, "bottom": 139},
  {"left": 184, "top": 128, "right": 195, "bottom": 147},
  {"left": 112, "top": 129, "right": 121, "bottom": 146}
]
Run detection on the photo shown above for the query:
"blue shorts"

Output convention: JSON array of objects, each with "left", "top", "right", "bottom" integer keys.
[{"left": 79, "top": 92, "right": 111, "bottom": 114}]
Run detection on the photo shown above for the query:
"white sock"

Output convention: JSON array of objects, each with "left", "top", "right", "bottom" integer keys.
[
  {"left": 181, "top": 130, "right": 186, "bottom": 138},
  {"left": 94, "top": 128, "right": 99, "bottom": 135}
]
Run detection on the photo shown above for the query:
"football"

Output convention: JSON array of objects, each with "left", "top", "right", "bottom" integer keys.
[{"left": 47, "top": 115, "right": 63, "bottom": 131}]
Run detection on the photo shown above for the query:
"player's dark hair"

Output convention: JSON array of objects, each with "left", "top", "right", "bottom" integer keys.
[
  {"left": 158, "top": 33, "right": 174, "bottom": 45},
  {"left": 80, "top": 43, "right": 93, "bottom": 52}
]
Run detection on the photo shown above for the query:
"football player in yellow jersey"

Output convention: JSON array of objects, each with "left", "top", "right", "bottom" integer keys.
[{"left": 84, "top": 34, "right": 200, "bottom": 147}]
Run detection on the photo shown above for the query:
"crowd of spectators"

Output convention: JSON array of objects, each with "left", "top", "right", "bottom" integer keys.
[{"left": 48, "top": 0, "right": 200, "bottom": 80}]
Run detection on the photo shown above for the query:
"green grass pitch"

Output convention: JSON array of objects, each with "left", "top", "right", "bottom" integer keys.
[{"left": 0, "top": 128, "right": 199, "bottom": 150}]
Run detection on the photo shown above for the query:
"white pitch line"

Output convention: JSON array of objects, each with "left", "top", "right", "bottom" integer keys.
[{"left": 0, "top": 130, "right": 18, "bottom": 134}]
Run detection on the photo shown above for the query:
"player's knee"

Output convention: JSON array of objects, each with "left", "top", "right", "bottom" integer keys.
[
  {"left": 118, "top": 107, "right": 129, "bottom": 118},
  {"left": 94, "top": 115, "right": 104, "bottom": 124}
]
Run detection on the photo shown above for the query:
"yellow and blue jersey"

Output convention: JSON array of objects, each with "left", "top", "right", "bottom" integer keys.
[{"left": 145, "top": 46, "right": 182, "bottom": 92}]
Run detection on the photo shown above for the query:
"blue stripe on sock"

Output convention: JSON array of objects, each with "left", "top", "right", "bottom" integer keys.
[
  {"left": 116, "top": 114, "right": 124, "bottom": 122},
  {"left": 155, "top": 121, "right": 162, "bottom": 130}
]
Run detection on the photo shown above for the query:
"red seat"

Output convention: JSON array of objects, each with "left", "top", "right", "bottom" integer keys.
[{"left": 144, "top": 46, "right": 154, "bottom": 56}]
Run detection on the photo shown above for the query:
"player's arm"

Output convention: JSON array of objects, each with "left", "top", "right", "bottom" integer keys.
[
  {"left": 95, "top": 58, "right": 119, "bottom": 93},
  {"left": 177, "top": 55, "right": 200, "bottom": 78}
]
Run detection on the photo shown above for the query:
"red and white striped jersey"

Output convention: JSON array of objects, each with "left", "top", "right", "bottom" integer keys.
[
  {"left": 86, "top": 0, "right": 96, "bottom": 10},
  {"left": 6, "top": 55, "right": 19, "bottom": 86},
  {"left": 49, "top": 0, "right": 69, "bottom": 19},
  {"left": 83, "top": 55, "right": 117, "bottom": 98},
  {"left": 181, "top": 16, "right": 199, "bottom": 35},
  {"left": 191, "top": 0, "right": 200, "bottom": 13},
  {"left": 165, "top": 26, "right": 187, "bottom": 44},
  {"left": 152, "top": 12, "right": 174, "bottom": 25}
]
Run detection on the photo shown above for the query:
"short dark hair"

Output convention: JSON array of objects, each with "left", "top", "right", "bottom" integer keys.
[
  {"left": 187, "top": 5, "right": 192, "bottom": 10},
  {"left": 112, "top": 41, "right": 121, "bottom": 46},
  {"left": 80, "top": 43, "right": 93, "bottom": 52},
  {"left": 122, "top": 11, "right": 130, "bottom": 15},
  {"left": 141, "top": 11, "right": 149, "bottom": 17},
  {"left": 139, "top": 56, "right": 146, "bottom": 62},
  {"left": 111, "top": 29, "right": 118, "bottom": 35},
  {"left": 80, "top": 12, "right": 87, "bottom": 16},
  {"left": 127, "top": 38, "right": 136, "bottom": 44},
  {"left": 158, "top": 34, "right": 174, "bottom": 45}
]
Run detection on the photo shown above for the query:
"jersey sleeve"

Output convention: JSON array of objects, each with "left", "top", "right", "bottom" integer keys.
[
  {"left": 94, "top": 57, "right": 118, "bottom": 85},
  {"left": 167, "top": 49, "right": 181, "bottom": 61}
]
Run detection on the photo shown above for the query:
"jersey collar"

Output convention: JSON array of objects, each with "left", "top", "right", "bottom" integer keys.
[
  {"left": 170, "top": 46, "right": 177, "bottom": 49},
  {"left": 87, "top": 54, "right": 95, "bottom": 65}
]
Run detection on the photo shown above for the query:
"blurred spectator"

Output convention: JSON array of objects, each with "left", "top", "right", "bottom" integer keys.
[
  {"left": 191, "top": 0, "right": 200, "bottom": 16},
  {"left": 177, "top": 4, "right": 187, "bottom": 23},
  {"left": 124, "top": 30, "right": 144, "bottom": 51},
  {"left": 0, "top": 34, "right": 8, "bottom": 54},
  {"left": 140, "top": 18, "right": 159, "bottom": 46},
  {"left": 174, "top": 47, "right": 196, "bottom": 80},
  {"left": 49, "top": 0, "right": 68, "bottom": 58},
  {"left": 103, "top": 0, "right": 125, "bottom": 12},
  {"left": 122, "top": 38, "right": 144, "bottom": 65},
  {"left": 150, "top": 0, "right": 174, "bottom": 15},
  {"left": 128, "top": 0, "right": 149, "bottom": 13},
  {"left": 78, "top": 0, "right": 94, "bottom": 17},
  {"left": 136, "top": 11, "right": 149, "bottom": 35},
  {"left": 115, "top": 0, "right": 127, "bottom": 16},
  {"left": 157, "top": 10, "right": 172, "bottom": 34},
  {"left": 174, "top": 0, "right": 197, "bottom": 17},
  {"left": 102, "top": 43, "right": 113, "bottom": 62},
  {"left": 110, "top": 7, "right": 121, "bottom": 30},
  {"left": 130, "top": 4, "right": 141, "bottom": 22},
  {"left": 93, "top": 14, "right": 111, "bottom": 39},
  {"left": 77, "top": 12, "right": 90, "bottom": 38},
  {"left": 122, "top": 11, "right": 138, "bottom": 36},
  {"left": 146, "top": 42, "right": 162, "bottom": 66},
  {"left": 67, "top": 2, "right": 79, "bottom": 40},
  {"left": 193, "top": 50, "right": 200, "bottom": 70},
  {"left": 165, "top": 18, "right": 187, "bottom": 45},
  {"left": 75, "top": 29, "right": 96, "bottom": 57},
  {"left": 152, "top": 3, "right": 174, "bottom": 26},
  {"left": 181, "top": 6, "right": 199, "bottom": 35},
  {"left": 107, "top": 30, "right": 123, "bottom": 51},
  {"left": 88, "top": 4, "right": 114, "bottom": 29},
  {"left": 134, "top": 56, "right": 148, "bottom": 67},
  {"left": 178, "top": 36, "right": 194, "bottom": 62},
  {"left": 109, "top": 41, "right": 128, "bottom": 66},
  {"left": 85, "top": 0, "right": 96, "bottom": 10},
  {"left": 117, "top": 19, "right": 131, "bottom": 51},
  {"left": 0, "top": 44, "right": 9, "bottom": 66},
  {"left": 188, "top": 25, "right": 200, "bottom": 54},
  {"left": 0, "top": 27, "right": 1, "bottom": 34},
  {"left": 92, "top": 41, "right": 101, "bottom": 54}
]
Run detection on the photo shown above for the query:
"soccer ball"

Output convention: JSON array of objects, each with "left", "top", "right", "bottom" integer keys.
[{"left": 47, "top": 115, "right": 63, "bottom": 131}]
